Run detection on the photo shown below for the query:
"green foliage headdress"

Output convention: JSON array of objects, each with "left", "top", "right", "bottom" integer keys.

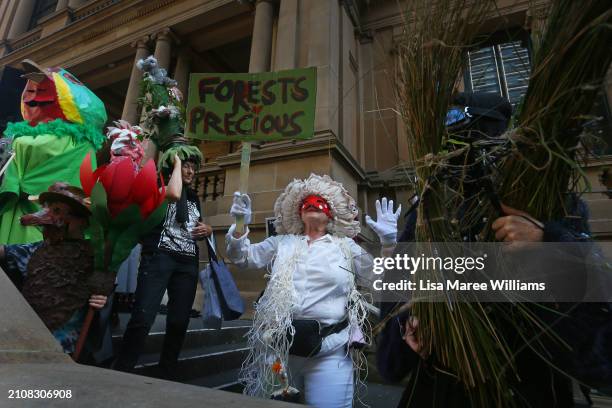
[{"left": 137, "top": 55, "right": 203, "bottom": 171}]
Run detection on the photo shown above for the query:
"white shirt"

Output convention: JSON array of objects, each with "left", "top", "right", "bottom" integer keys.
[{"left": 226, "top": 229, "right": 373, "bottom": 326}]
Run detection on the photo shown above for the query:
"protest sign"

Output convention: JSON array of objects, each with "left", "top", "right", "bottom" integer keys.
[{"left": 186, "top": 67, "right": 316, "bottom": 142}]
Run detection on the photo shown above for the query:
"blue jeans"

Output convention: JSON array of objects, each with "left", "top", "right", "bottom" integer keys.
[{"left": 113, "top": 251, "right": 198, "bottom": 374}]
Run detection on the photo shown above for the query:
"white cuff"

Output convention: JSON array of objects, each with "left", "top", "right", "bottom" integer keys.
[
  {"left": 226, "top": 224, "right": 250, "bottom": 242},
  {"left": 379, "top": 232, "right": 397, "bottom": 246},
  {"left": 225, "top": 224, "right": 250, "bottom": 266}
]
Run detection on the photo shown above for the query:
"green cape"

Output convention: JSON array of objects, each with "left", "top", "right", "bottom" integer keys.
[{"left": 0, "top": 127, "right": 98, "bottom": 244}]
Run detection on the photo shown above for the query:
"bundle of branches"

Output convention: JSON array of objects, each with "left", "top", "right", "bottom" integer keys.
[
  {"left": 490, "top": 0, "right": 612, "bottom": 224},
  {"left": 395, "top": 0, "right": 612, "bottom": 405},
  {"left": 395, "top": 1, "right": 524, "bottom": 406}
]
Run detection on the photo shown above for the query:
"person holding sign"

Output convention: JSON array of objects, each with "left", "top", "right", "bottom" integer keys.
[{"left": 225, "top": 174, "right": 400, "bottom": 407}]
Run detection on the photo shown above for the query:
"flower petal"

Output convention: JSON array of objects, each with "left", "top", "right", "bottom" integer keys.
[
  {"left": 98, "top": 161, "right": 118, "bottom": 196},
  {"left": 110, "top": 157, "right": 135, "bottom": 202},
  {"left": 79, "top": 153, "right": 95, "bottom": 195},
  {"left": 130, "top": 159, "right": 158, "bottom": 205},
  {"left": 139, "top": 195, "right": 156, "bottom": 219}
]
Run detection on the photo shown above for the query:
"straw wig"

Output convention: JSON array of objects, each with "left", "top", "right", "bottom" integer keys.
[{"left": 273, "top": 173, "right": 360, "bottom": 238}]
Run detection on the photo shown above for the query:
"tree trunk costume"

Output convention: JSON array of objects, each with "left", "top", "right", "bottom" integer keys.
[
  {"left": 17, "top": 182, "right": 98, "bottom": 354},
  {"left": 0, "top": 60, "right": 106, "bottom": 244}
]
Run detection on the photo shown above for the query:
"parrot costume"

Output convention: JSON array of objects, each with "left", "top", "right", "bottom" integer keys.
[{"left": 0, "top": 60, "right": 107, "bottom": 244}]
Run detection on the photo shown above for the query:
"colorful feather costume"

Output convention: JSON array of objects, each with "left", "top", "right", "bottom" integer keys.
[{"left": 0, "top": 60, "right": 107, "bottom": 244}]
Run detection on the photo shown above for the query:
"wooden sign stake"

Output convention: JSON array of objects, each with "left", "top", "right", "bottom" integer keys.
[{"left": 236, "top": 141, "right": 251, "bottom": 234}]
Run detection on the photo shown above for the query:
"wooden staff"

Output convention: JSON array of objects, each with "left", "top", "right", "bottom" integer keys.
[
  {"left": 235, "top": 142, "right": 251, "bottom": 233},
  {"left": 74, "top": 243, "right": 114, "bottom": 361},
  {"left": 72, "top": 306, "right": 95, "bottom": 362}
]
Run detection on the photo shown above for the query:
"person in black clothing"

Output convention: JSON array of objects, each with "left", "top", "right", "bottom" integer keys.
[
  {"left": 377, "top": 92, "right": 610, "bottom": 407},
  {"left": 113, "top": 154, "right": 212, "bottom": 378}
]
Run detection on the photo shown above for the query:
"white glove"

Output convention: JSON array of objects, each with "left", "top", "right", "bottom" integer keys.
[
  {"left": 365, "top": 197, "right": 401, "bottom": 245},
  {"left": 230, "top": 192, "right": 252, "bottom": 225}
]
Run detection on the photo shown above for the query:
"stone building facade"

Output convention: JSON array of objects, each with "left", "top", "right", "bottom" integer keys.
[{"left": 0, "top": 0, "right": 610, "bottom": 308}]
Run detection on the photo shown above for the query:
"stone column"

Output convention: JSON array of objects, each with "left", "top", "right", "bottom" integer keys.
[
  {"left": 249, "top": 0, "right": 275, "bottom": 73},
  {"left": 55, "top": 0, "right": 69, "bottom": 11},
  {"left": 242, "top": 0, "right": 275, "bottom": 153},
  {"left": 143, "top": 28, "right": 175, "bottom": 165},
  {"left": 8, "top": 0, "right": 36, "bottom": 39},
  {"left": 174, "top": 48, "right": 192, "bottom": 100},
  {"left": 274, "top": 0, "right": 298, "bottom": 70},
  {"left": 153, "top": 28, "right": 173, "bottom": 73},
  {"left": 526, "top": 4, "right": 549, "bottom": 55},
  {"left": 307, "top": 0, "right": 341, "bottom": 136},
  {"left": 121, "top": 36, "right": 150, "bottom": 124}
]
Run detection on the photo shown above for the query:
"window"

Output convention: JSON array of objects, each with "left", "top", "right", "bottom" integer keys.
[
  {"left": 465, "top": 40, "right": 531, "bottom": 107},
  {"left": 28, "top": 0, "right": 58, "bottom": 30},
  {"left": 465, "top": 35, "right": 612, "bottom": 155}
]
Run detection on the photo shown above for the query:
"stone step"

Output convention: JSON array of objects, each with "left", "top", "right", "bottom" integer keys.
[
  {"left": 112, "top": 324, "right": 249, "bottom": 356},
  {"left": 591, "top": 394, "right": 612, "bottom": 408},
  {"left": 133, "top": 342, "right": 250, "bottom": 382},
  {"left": 187, "top": 367, "right": 244, "bottom": 392},
  {"left": 114, "top": 312, "right": 251, "bottom": 333},
  {"left": 113, "top": 313, "right": 206, "bottom": 335},
  {"left": 112, "top": 313, "right": 251, "bottom": 396},
  {"left": 584, "top": 198, "right": 612, "bottom": 216},
  {"left": 590, "top": 219, "right": 612, "bottom": 236}
]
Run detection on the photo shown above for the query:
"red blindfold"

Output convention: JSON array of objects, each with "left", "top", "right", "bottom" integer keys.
[{"left": 300, "top": 195, "right": 332, "bottom": 219}]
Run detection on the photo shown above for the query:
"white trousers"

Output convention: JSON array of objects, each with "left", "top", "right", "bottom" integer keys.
[{"left": 289, "top": 348, "right": 354, "bottom": 408}]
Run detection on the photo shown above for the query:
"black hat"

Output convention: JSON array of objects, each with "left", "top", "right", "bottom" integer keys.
[
  {"left": 451, "top": 92, "right": 512, "bottom": 138},
  {"left": 453, "top": 92, "right": 512, "bottom": 122}
]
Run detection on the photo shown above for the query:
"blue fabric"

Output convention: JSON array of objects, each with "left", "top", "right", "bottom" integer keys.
[
  {"left": 4, "top": 241, "right": 43, "bottom": 278},
  {"left": 205, "top": 238, "right": 244, "bottom": 320},
  {"left": 199, "top": 264, "right": 222, "bottom": 329},
  {"left": 53, "top": 307, "right": 86, "bottom": 354}
]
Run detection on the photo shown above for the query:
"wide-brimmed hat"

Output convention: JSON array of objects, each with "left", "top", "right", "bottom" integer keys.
[
  {"left": 273, "top": 174, "right": 360, "bottom": 238},
  {"left": 38, "top": 182, "right": 91, "bottom": 217}
]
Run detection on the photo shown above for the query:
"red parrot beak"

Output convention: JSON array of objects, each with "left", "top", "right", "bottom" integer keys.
[{"left": 20, "top": 208, "right": 63, "bottom": 227}]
